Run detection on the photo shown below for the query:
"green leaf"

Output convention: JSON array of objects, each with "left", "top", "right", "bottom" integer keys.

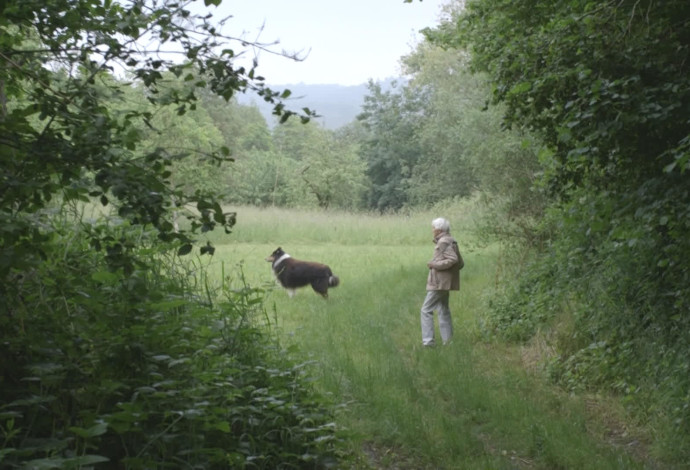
[
  {"left": 149, "top": 299, "right": 188, "bottom": 311},
  {"left": 508, "top": 81, "right": 532, "bottom": 95},
  {"left": 177, "top": 243, "right": 193, "bottom": 256},
  {"left": 91, "top": 270, "right": 120, "bottom": 284},
  {"left": 214, "top": 421, "right": 231, "bottom": 432},
  {"left": 66, "top": 455, "right": 110, "bottom": 466},
  {"left": 69, "top": 422, "right": 108, "bottom": 438},
  {"left": 26, "top": 455, "right": 110, "bottom": 469}
]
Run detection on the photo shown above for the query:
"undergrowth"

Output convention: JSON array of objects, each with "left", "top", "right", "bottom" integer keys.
[
  {"left": 481, "top": 186, "right": 690, "bottom": 465},
  {"left": 0, "top": 209, "right": 346, "bottom": 468}
]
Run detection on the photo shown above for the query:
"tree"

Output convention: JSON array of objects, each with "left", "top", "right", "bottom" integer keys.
[
  {"left": 136, "top": 74, "right": 228, "bottom": 198},
  {"left": 0, "top": 0, "right": 312, "bottom": 275},
  {"left": 402, "top": 41, "right": 546, "bottom": 236},
  {"left": 200, "top": 89, "right": 273, "bottom": 154},
  {"left": 299, "top": 128, "right": 368, "bottom": 210},
  {"left": 431, "top": 0, "right": 690, "bottom": 188},
  {"left": 272, "top": 115, "right": 326, "bottom": 161},
  {"left": 357, "top": 80, "right": 426, "bottom": 211},
  {"left": 270, "top": 119, "right": 368, "bottom": 209},
  {"left": 402, "top": 45, "right": 479, "bottom": 205},
  {"left": 230, "top": 148, "right": 297, "bottom": 206}
]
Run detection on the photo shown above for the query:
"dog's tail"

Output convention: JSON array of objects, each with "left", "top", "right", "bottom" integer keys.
[{"left": 329, "top": 275, "right": 340, "bottom": 288}]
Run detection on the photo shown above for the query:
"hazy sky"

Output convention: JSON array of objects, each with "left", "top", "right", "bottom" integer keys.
[{"left": 208, "top": 0, "right": 448, "bottom": 86}]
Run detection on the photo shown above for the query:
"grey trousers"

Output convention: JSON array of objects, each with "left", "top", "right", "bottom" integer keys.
[{"left": 420, "top": 290, "right": 453, "bottom": 346}]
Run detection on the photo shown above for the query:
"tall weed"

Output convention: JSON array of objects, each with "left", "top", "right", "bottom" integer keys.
[{"left": 200, "top": 200, "right": 483, "bottom": 247}]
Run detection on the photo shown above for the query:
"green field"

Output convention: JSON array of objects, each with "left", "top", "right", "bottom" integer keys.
[{"left": 195, "top": 206, "right": 647, "bottom": 469}]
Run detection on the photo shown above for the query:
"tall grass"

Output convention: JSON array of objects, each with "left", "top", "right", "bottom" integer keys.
[
  {"left": 203, "top": 204, "right": 650, "bottom": 469},
  {"left": 202, "top": 197, "right": 485, "bottom": 246}
]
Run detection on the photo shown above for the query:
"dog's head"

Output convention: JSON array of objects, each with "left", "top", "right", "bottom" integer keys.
[{"left": 265, "top": 247, "right": 285, "bottom": 263}]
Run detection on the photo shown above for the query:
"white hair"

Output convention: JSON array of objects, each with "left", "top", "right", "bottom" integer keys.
[{"left": 431, "top": 217, "right": 450, "bottom": 233}]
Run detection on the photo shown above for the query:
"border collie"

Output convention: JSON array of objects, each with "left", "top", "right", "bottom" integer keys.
[{"left": 265, "top": 247, "right": 340, "bottom": 298}]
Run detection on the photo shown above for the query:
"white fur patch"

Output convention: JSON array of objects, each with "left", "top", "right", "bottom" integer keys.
[
  {"left": 272, "top": 253, "right": 293, "bottom": 296},
  {"left": 273, "top": 253, "right": 291, "bottom": 267}
]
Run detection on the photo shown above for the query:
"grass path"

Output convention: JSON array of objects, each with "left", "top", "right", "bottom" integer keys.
[{"left": 208, "top": 238, "right": 648, "bottom": 469}]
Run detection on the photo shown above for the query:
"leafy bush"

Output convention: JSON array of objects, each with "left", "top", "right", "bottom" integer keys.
[
  {"left": 0, "top": 209, "right": 345, "bottom": 469},
  {"left": 484, "top": 185, "right": 690, "bottom": 462},
  {"left": 481, "top": 257, "right": 557, "bottom": 342}
]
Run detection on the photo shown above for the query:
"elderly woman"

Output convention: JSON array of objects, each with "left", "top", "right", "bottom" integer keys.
[{"left": 421, "top": 217, "right": 464, "bottom": 347}]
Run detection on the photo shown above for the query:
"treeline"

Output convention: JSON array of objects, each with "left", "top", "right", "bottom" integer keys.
[{"left": 118, "top": 64, "right": 539, "bottom": 218}]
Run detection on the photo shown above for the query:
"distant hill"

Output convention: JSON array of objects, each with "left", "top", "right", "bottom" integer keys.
[
  {"left": 237, "top": 83, "right": 366, "bottom": 129},
  {"left": 236, "top": 79, "right": 399, "bottom": 130}
]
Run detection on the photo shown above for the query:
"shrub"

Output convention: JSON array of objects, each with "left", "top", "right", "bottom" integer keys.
[
  {"left": 484, "top": 185, "right": 690, "bottom": 462},
  {"left": 0, "top": 211, "right": 345, "bottom": 469}
]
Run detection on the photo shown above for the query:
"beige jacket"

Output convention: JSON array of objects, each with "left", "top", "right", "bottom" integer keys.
[{"left": 426, "top": 233, "right": 462, "bottom": 291}]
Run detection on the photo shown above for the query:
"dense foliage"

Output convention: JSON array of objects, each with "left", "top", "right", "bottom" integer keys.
[
  {"left": 1, "top": 213, "right": 343, "bottom": 468},
  {"left": 0, "top": 0, "right": 344, "bottom": 467},
  {"left": 426, "top": 0, "right": 690, "bottom": 460},
  {"left": 0, "top": 0, "right": 313, "bottom": 273},
  {"left": 356, "top": 44, "right": 544, "bottom": 222},
  {"left": 401, "top": 42, "right": 546, "bottom": 238},
  {"left": 356, "top": 81, "right": 426, "bottom": 211}
]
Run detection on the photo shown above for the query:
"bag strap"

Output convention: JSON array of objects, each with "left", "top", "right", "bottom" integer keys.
[{"left": 452, "top": 241, "right": 464, "bottom": 270}]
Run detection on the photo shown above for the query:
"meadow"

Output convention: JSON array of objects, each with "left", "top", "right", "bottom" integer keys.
[{"left": 197, "top": 205, "right": 649, "bottom": 469}]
